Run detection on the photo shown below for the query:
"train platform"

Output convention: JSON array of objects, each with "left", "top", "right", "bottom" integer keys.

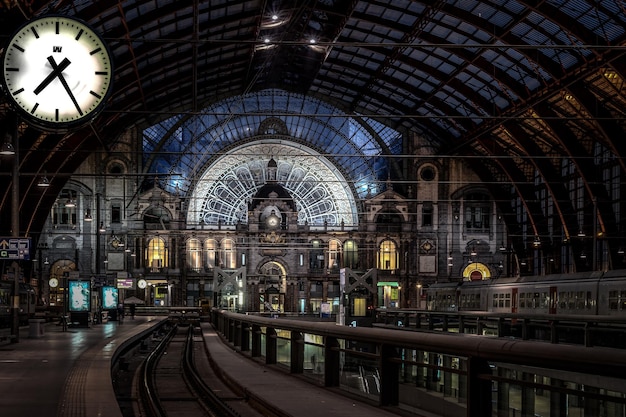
[
  {"left": 199, "top": 322, "right": 433, "bottom": 417},
  {"left": 0, "top": 317, "right": 161, "bottom": 417},
  {"left": 1, "top": 317, "right": 436, "bottom": 417}
]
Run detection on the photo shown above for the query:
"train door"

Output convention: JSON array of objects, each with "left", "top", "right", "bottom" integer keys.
[
  {"left": 511, "top": 287, "right": 518, "bottom": 313},
  {"left": 549, "top": 286, "right": 557, "bottom": 314}
]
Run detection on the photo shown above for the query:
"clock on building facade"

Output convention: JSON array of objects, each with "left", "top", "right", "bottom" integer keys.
[{"left": 1, "top": 15, "right": 113, "bottom": 131}]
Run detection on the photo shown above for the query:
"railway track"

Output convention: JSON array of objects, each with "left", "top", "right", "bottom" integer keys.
[{"left": 134, "top": 324, "right": 263, "bottom": 417}]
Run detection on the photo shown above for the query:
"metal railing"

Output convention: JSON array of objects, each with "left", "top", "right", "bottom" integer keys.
[{"left": 211, "top": 309, "right": 626, "bottom": 417}]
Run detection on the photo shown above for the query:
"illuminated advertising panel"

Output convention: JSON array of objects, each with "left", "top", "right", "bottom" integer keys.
[
  {"left": 116, "top": 278, "right": 135, "bottom": 289},
  {"left": 68, "top": 281, "right": 91, "bottom": 312},
  {"left": 102, "top": 286, "right": 118, "bottom": 310}
]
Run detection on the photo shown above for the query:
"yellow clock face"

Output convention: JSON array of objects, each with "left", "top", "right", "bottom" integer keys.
[{"left": 2, "top": 16, "right": 113, "bottom": 131}]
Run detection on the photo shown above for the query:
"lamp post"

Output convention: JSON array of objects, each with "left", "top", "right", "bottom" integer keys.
[{"left": 8, "top": 122, "right": 20, "bottom": 343}]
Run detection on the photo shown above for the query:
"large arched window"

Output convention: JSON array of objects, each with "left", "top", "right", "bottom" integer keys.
[
  {"left": 222, "top": 238, "right": 237, "bottom": 269},
  {"left": 147, "top": 237, "right": 168, "bottom": 271},
  {"left": 343, "top": 240, "right": 358, "bottom": 269},
  {"left": 378, "top": 240, "right": 398, "bottom": 270},
  {"left": 205, "top": 239, "right": 217, "bottom": 269},
  {"left": 186, "top": 238, "right": 201, "bottom": 272},
  {"left": 328, "top": 239, "right": 341, "bottom": 270}
]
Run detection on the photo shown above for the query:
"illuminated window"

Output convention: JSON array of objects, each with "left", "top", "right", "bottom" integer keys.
[
  {"left": 328, "top": 239, "right": 341, "bottom": 269},
  {"left": 147, "top": 237, "right": 168, "bottom": 271},
  {"left": 378, "top": 240, "right": 397, "bottom": 270},
  {"left": 343, "top": 240, "right": 358, "bottom": 269},
  {"left": 186, "top": 238, "right": 201, "bottom": 272},
  {"left": 222, "top": 238, "right": 236, "bottom": 269},
  {"left": 205, "top": 238, "right": 217, "bottom": 268}
]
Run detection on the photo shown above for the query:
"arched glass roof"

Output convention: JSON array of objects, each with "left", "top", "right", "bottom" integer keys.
[
  {"left": 142, "top": 89, "right": 403, "bottom": 201},
  {"left": 186, "top": 140, "right": 359, "bottom": 228},
  {"left": 1, "top": 0, "right": 625, "bottom": 263}
]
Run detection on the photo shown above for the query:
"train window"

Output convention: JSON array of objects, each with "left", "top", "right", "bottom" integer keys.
[
  {"left": 586, "top": 291, "right": 593, "bottom": 309},
  {"left": 0, "top": 288, "right": 9, "bottom": 305},
  {"left": 519, "top": 293, "right": 526, "bottom": 308},
  {"left": 621, "top": 291, "right": 626, "bottom": 311},
  {"left": 609, "top": 291, "right": 618, "bottom": 310},
  {"left": 576, "top": 291, "right": 585, "bottom": 309},
  {"left": 559, "top": 292, "right": 567, "bottom": 309},
  {"left": 492, "top": 294, "right": 498, "bottom": 308}
]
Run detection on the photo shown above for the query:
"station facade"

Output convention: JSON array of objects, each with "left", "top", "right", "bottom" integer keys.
[{"left": 36, "top": 90, "right": 530, "bottom": 316}]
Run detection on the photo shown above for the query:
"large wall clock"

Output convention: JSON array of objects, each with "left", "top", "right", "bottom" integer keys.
[{"left": 1, "top": 15, "right": 113, "bottom": 131}]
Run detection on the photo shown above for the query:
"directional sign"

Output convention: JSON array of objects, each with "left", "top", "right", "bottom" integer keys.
[{"left": 0, "top": 237, "right": 31, "bottom": 260}]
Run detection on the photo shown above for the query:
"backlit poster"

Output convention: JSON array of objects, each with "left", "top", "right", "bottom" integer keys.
[
  {"left": 69, "top": 281, "right": 91, "bottom": 312},
  {"left": 102, "top": 286, "right": 118, "bottom": 310}
]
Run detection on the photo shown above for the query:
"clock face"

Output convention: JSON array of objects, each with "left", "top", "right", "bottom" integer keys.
[
  {"left": 2, "top": 16, "right": 113, "bottom": 131},
  {"left": 137, "top": 279, "right": 147, "bottom": 289},
  {"left": 49, "top": 278, "right": 59, "bottom": 288},
  {"left": 266, "top": 214, "right": 279, "bottom": 228}
]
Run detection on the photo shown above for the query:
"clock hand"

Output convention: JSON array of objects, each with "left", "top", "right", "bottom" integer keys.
[
  {"left": 33, "top": 56, "right": 71, "bottom": 95},
  {"left": 47, "top": 56, "right": 83, "bottom": 116}
]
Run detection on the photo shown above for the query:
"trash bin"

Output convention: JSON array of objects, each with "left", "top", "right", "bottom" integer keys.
[{"left": 28, "top": 318, "right": 45, "bottom": 338}]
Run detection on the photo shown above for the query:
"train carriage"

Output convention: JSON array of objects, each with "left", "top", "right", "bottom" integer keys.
[{"left": 427, "top": 270, "right": 626, "bottom": 318}]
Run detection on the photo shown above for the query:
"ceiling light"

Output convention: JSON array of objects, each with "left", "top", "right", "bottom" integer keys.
[
  {"left": 65, "top": 198, "right": 76, "bottom": 208},
  {"left": 37, "top": 175, "right": 50, "bottom": 187},
  {"left": 0, "top": 135, "right": 15, "bottom": 156}
]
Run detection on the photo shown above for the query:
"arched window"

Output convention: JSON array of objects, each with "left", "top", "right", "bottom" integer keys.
[
  {"left": 328, "top": 239, "right": 341, "bottom": 269},
  {"left": 186, "top": 238, "right": 201, "bottom": 272},
  {"left": 147, "top": 237, "right": 168, "bottom": 271},
  {"left": 378, "top": 240, "right": 397, "bottom": 270},
  {"left": 222, "top": 238, "right": 236, "bottom": 269},
  {"left": 205, "top": 239, "right": 217, "bottom": 269},
  {"left": 343, "top": 240, "right": 358, "bottom": 269}
]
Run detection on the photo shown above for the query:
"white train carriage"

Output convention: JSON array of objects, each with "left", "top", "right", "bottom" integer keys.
[
  {"left": 427, "top": 270, "right": 622, "bottom": 317},
  {"left": 597, "top": 269, "right": 626, "bottom": 316}
]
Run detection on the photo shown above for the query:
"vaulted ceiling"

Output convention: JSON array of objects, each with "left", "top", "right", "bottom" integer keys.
[{"left": 0, "top": 0, "right": 625, "bottom": 264}]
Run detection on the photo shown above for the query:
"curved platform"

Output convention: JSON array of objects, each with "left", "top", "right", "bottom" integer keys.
[{"left": 0, "top": 318, "right": 161, "bottom": 417}]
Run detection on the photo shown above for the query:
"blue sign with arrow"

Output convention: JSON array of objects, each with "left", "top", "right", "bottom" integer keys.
[{"left": 0, "top": 237, "right": 31, "bottom": 260}]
